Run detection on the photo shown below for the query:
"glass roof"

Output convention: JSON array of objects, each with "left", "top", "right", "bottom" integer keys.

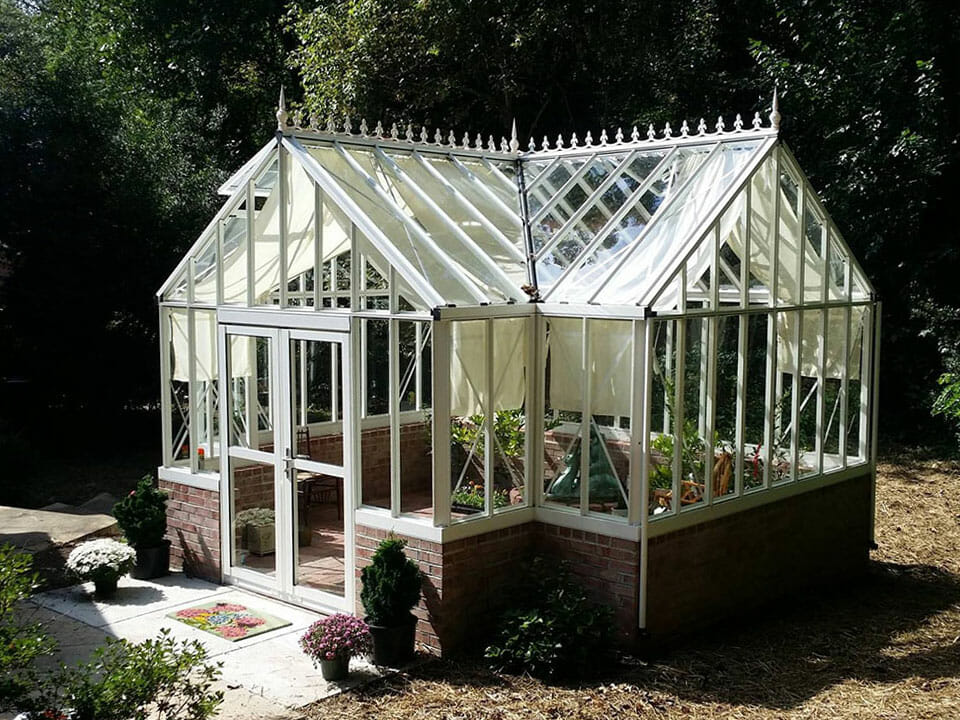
[{"left": 160, "top": 121, "right": 874, "bottom": 311}]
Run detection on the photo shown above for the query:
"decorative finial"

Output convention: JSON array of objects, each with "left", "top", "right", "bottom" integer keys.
[
  {"left": 374, "top": 120, "right": 384, "bottom": 137},
  {"left": 475, "top": 133, "right": 483, "bottom": 150},
  {"left": 359, "top": 118, "right": 369, "bottom": 136},
  {"left": 434, "top": 128, "right": 443, "bottom": 144},
  {"left": 500, "top": 136, "right": 509, "bottom": 152},
  {"left": 487, "top": 135, "right": 496, "bottom": 151},
  {"left": 276, "top": 87, "right": 288, "bottom": 131},
  {"left": 448, "top": 129, "right": 457, "bottom": 146},
  {"left": 680, "top": 120, "right": 689, "bottom": 138},
  {"left": 752, "top": 112, "right": 762, "bottom": 130},
  {"left": 510, "top": 118, "right": 520, "bottom": 152},
  {"left": 528, "top": 137, "right": 536, "bottom": 151},
  {"left": 734, "top": 113, "right": 743, "bottom": 131},
  {"left": 405, "top": 123, "right": 414, "bottom": 142},
  {"left": 616, "top": 127, "right": 624, "bottom": 143},
  {"left": 584, "top": 130, "right": 593, "bottom": 147},
  {"left": 556, "top": 133, "right": 564, "bottom": 149},
  {"left": 326, "top": 117, "right": 336, "bottom": 133},
  {"left": 715, "top": 115, "right": 725, "bottom": 133},
  {"left": 542, "top": 136, "right": 550, "bottom": 151},
  {"left": 344, "top": 116, "right": 353, "bottom": 134},
  {"left": 391, "top": 122, "right": 399, "bottom": 139},
  {"left": 770, "top": 82, "right": 781, "bottom": 130},
  {"left": 420, "top": 126, "right": 429, "bottom": 143},
  {"left": 663, "top": 122, "right": 672, "bottom": 139},
  {"left": 570, "top": 132, "right": 579, "bottom": 148},
  {"left": 697, "top": 118, "right": 707, "bottom": 135},
  {"left": 308, "top": 114, "right": 319, "bottom": 132},
  {"left": 647, "top": 123, "right": 655, "bottom": 141},
  {"left": 631, "top": 126, "right": 640, "bottom": 142},
  {"left": 463, "top": 131, "right": 471, "bottom": 149},
  {"left": 292, "top": 109, "right": 303, "bottom": 130}
]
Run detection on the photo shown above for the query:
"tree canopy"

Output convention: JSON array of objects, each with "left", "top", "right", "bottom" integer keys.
[{"left": 1, "top": 0, "right": 958, "bottom": 453}]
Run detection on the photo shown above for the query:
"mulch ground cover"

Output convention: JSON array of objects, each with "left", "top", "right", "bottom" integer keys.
[{"left": 309, "top": 455, "right": 960, "bottom": 719}]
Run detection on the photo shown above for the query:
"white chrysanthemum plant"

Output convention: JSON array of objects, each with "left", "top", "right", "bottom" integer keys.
[{"left": 66, "top": 538, "right": 137, "bottom": 585}]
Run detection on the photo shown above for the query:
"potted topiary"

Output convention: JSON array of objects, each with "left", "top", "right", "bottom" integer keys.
[
  {"left": 112, "top": 475, "right": 170, "bottom": 579},
  {"left": 360, "top": 537, "right": 422, "bottom": 667},
  {"left": 299, "top": 614, "right": 372, "bottom": 682}
]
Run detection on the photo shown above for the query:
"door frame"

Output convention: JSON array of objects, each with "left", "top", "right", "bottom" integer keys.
[{"left": 217, "top": 312, "right": 355, "bottom": 615}]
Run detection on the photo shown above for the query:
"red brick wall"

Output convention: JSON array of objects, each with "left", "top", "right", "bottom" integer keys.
[
  {"left": 160, "top": 480, "right": 220, "bottom": 582},
  {"left": 533, "top": 524, "right": 640, "bottom": 644},
  {"left": 645, "top": 472, "right": 872, "bottom": 638}
]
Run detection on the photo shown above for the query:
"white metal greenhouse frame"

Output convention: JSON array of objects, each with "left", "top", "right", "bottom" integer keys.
[{"left": 157, "top": 91, "right": 880, "bottom": 625}]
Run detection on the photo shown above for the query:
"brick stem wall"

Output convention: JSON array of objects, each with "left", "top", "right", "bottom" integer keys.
[{"left": 160, "top": 480, "right": 221, "bottom": 582}]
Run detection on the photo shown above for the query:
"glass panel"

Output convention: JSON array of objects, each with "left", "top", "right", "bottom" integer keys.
[
  {"left": 253, "top": 156, "right": 282, "bottom": 306},
  {"left": 742, "top": 313, "right": 770, "bottom": 491},
  {"left": 776, "top": 169, "right": 801, "bottom": 306},
  {"left": 221, "top": 211, "right": 249, "bottom": 304},
  {"left": 231, "top": 458, "right": 276, "bottom": 576},
  {"left": 285, "top": 159, "right": 317, "bottom": 307},
  {"left": 680, "top": 317, "right": 708, "bottom": 508},
  {"left": 193, "top": 230, "right": 218, "bottom": 305},
  {"left": 227, "top": 334, "right": 273, "bottom": 450},
  {"left": 290, "top": 339, "right": 342, "bottom": 465},
  {"left": 493, "top": 318, "right": 528, "bottom": 514},
  {"left": 542, "top": 317, "right": 583, "bottom": 510},
  {"left": 773, "top": 311, "right": 796, "bottom": 483},
  {"left": 193, "top": 309, "right": 219, "bottom": 471},
  {"left": 167, "top": 308, "right": 190, "bottom": 465},
  {"left": 823, "top": 308, "right": 845, "bottom": 472},
  {"left": 589, "top": 142, "right": 761, "bottom": 305},
  {"left": 748, "top": 156, "right": 776, "bottom": 306},
  {"left": 798, "top": 310, "right": 822, "bottom": 478},
  {"left": 803, "top": 202, "right": 825, "bottom": 304},
  {"left": 450, "top": 320, "right": 488, "bottom": 520},
  {"left": 364, "top": 319, "right": 389, "bottom": 416},
  {"left": 400, "top": 321, "right": 433, "bottom": 518},
  {"left": 713, "top": 315, "right": 738, "bottom": 498},
  {"left": 649, "top": 320, "right": 676, "bottom": 515},
  {"left": 847, "top": 308, "right": 867, "bottom": 463},
  {"left": 587, "top": 320, "right": 631, "bottom": 517},
  {"left": 827, "top": 233, "right": 849, "bottom": 302}
]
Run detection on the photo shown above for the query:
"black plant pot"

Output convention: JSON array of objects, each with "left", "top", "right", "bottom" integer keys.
[
  {"left": 366, "top": 613, "right": 417, "bottom": 667},
  {"left": 131, "top": 540, "right": 170, "bottom": 579}
]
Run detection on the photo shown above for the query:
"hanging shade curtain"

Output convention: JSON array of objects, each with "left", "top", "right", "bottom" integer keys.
[
  {"left": 548, "top": 318, "right": 632, "bottom": 417},
  {"left": 449, "top": 318, "right": 526, "bottom": 417}
]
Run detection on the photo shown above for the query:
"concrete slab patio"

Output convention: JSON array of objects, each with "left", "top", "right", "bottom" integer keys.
[
  {"left": 26, "top": 573, "right": 383, "bottom": 718},
  {"left": 0, "top": 504, "right": 117, "bottom": 553}
]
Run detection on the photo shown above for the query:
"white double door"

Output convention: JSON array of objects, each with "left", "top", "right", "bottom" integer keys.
[{"left": 218, "top": 321, "right": 354, "bottom": 613}]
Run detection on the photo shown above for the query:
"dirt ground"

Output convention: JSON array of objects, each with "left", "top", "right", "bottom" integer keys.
[{"left": 312, "top": 457, "right": 960, "bottom": 720}]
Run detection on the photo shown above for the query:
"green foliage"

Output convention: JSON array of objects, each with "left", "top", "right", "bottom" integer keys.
[
  {"left": 933, "top": 373, "right": 960, "bottom": 446},
  {"left": 37, "top": 629, "right": 222, "bottom": 720},
  {"left": 113, "top": 475, "right": 168, "bottom": 548},
  {"left": 360, "top": 537, "right": 422, "bottom": 627},
  {"left": 450, "top": 409, "right": 527, "bottom": 460},
  {"left": 0, "top": 545, "right": 56, "bottom": 710},
  {"left": 484, "top": 557, "right": 614, "bottom": 680},
  {"left": 451, "top": 482, "right": 510, "bottom": 510}
]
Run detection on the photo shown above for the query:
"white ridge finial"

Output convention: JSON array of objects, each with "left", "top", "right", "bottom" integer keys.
[
  {"left": 487, "top": 135, "right": 496, "bottom": 151},
  {"left": 448, "top": 129, "right": 457, "bottom": 146},
  {"left": 405, "top": 123, "right": 414, "bottom": 142},
  {"left": 570, "top": 132, "right": 579, "bottom": 148},
  {"left": 434, "top": 128, "right": 443, "bottom": 144},
  {"left": 326, "top": 117, "right": 336, "bottom": 133},
  {"left": 770, "top": 83, "right": 781, "bottom": 130},
  {"left": 475, "top": 133, "right": 483, "bottom": 150},
  {"left": 359, "top": 118, "right": 369, "bottom": 136},
  {"left": 647, "top": 123, "right": 655, "bottom": 141},
  {"left": 631, "top": 126, "right": 640, "bottom": 142},
  {"left": 697, "top": 118, "right": 707, "bottom": 135},
  {"left": 556, "top": 133, "right": 564, "bottom": 149},
  {"left": 420, "top": 126, "right": 429, "bottom": 143},
  {"left": 752, "top": 112, "right": 762, "bottom": 130},
  {"left": 374, "top": 120, "right": 384, "bottom": 137},
  {"left": 542, "top": 136, "right": 550, "bottom": 151},
  {"left": 500, "top": 136, "right": 509, "bottom": 152},
  {"left": 528, "top": 137, "right": 536, "bottom": 151},
  {"left": 615, "top": 127, "right": 624, "bottom": 143},
  {"left": 276, "top": 87, "right": 288, "bottom": 130},
  {"left": 680, "top": 120, "right": 689, "bottom": 138},
  {"left": 344, "top": 116, "right": 353, "bottom": 134},
  {"left": 510, "top": 119, "right": 520, "bottom": 152},
  {"left": 734, "top": 113, "right": 743, "bottom": 131},
  {"left": 584, "top": 130, "right": 594, "bottom": 147},
  {"left": 463, "top": 131, "right": 471, "bottom": 149},
  {"left": 391, "top": 122, "right": 399, "bottom": 139}
]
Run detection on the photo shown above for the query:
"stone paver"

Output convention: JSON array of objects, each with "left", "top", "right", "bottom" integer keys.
[
  {"left": 0, "top": 505, "right": 117, "bottom": 553},
  {"left": 25, "top": 573, "right": 381, "bottom": 718}
]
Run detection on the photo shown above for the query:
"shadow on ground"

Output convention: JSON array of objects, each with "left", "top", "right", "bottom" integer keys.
[{"left": 618, "top": 559, "right": 960, "bottom": 710}]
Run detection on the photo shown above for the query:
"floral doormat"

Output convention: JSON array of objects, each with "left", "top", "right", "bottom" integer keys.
[{"left": 168, "top": 601, "right": 291, "bottom": 641}]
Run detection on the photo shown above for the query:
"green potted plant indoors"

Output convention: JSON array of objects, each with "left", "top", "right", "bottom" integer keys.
[
  {"left": 112, "top": 475, "right": 170, "bottom": 579},
  {"left": 360, "top": 537, "right": 422, "bottom": 666}
]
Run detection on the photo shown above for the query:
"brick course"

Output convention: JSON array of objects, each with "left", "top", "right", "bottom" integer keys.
[{"left": 160, "top": 480, "right": 221, "bottom": 582}]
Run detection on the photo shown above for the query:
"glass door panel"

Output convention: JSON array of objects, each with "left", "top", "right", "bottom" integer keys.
[
  {"left": 220, "top": 326, "right": 282, "bottom": 592},
  {"left": 289, "top": 335, "right": 348, "bottom": 600}
]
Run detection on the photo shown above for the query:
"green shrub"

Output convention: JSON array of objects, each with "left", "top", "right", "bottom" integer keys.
[
  {"left": 113, "top": 475, "right": 168, "bottom": 548},
  {"left": 36, "top": 629, "right": 222, "bottom": 720},
  {"left": 360, "top": 537, "right": 422, "bottom": 626},
  {"left": 0, "top": 545, "right": 56, "bottom": 710},
  {"left": 485, "top": 557, "right": 614, "bottom": 680}
]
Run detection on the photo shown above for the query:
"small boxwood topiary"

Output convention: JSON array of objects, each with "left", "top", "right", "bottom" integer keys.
[
  {"left": 113, "top": 476, "right": 168, "bottom": 549},
  {"left": 360, "top": 537, "right": 422, "bottom": 626},
  {"left": 484, "top": 557, "right": 614, "bottom": 680}
]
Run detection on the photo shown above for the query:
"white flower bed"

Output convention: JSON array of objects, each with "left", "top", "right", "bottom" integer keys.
[{"left": 66, "top": 538, "right": 136, "bottom": 581}]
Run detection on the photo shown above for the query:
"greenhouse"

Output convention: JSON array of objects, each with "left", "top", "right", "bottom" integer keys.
[{"left": 156, "top": 92, "right": 880, "bottom": 652}]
